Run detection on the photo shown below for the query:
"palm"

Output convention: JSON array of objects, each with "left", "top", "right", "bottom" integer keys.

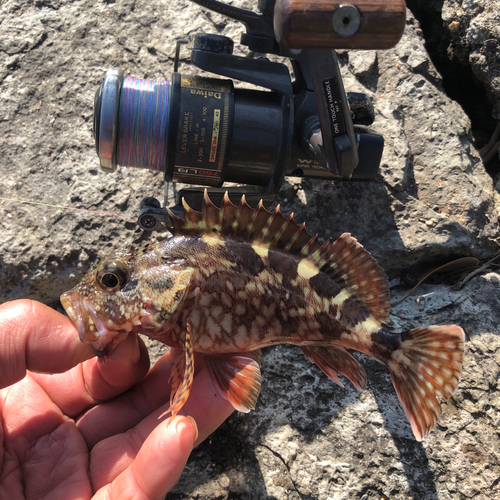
[
  {"left": 0, "top": 374, "right": 93, "bottom": 498},
  {"left": 0, "top": 301, "right": 234, "bottom": 500}
]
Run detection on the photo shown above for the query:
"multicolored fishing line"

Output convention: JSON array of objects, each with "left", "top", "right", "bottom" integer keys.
[{"left": 117, "top": 77, "right": 170, "bottom": 172}]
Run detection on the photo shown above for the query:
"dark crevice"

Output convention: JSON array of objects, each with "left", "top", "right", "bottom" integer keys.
[
  {"left": 260, "top": 444, "right": 308, "bottom": 500},
  {"left": 406, "top": 0, "right": 500, "bottom": 180}
]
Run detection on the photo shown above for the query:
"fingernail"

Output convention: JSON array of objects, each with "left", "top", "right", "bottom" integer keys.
[
  {"left": 186, "top": 416, "right": 199, "bottom": 442},
  {"left": 175, "top": 415, "right": 198, "bottom": 442}
]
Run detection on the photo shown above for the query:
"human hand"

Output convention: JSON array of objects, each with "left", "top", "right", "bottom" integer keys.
[{"left": 0, "top": 300, "right": 234, "bottom": 500}]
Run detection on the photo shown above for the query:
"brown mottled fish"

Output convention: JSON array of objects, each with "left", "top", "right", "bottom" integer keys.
[{"left": 61, "top": 192, "right": 465, "bottom": 441}]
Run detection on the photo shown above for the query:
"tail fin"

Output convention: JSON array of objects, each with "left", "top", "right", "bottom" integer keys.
[{"left": 388, "top": 325, "right": 465, "bottom": 441}]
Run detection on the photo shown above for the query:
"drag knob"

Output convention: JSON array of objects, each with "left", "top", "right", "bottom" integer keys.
[{"left": 191, "top": 34, "right": 234, "bottom": 54}]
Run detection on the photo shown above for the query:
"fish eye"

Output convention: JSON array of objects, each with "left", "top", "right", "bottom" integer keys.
[
  {"left": 99, "top": 272, "right": 119, "bottom": 288},
  {"left": 97, "top": 261, "right": 129, "bottom": 291}
]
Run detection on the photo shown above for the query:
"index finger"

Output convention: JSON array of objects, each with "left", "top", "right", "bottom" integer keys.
[{"left": 0, "top": 299, "right": 93, "bottom": 389}]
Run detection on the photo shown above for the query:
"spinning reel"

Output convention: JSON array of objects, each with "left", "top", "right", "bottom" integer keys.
[{"left": 93, "top": 0, "right": 406, "bottom": 230}]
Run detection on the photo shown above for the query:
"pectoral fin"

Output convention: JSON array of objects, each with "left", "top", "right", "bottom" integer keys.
[
  {"left": 302, "top": 345, "right": 367, "bottom": 391},
  {"left": 159, "top": 323, "right": 195, "bottom": 419},
  {"left": 205, "top": 350, "right": 262, "bottom": 413}
]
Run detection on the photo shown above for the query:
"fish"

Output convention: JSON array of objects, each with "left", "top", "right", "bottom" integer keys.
[{"left": 60, "top": 191, "right": 465, "bottom": 441}]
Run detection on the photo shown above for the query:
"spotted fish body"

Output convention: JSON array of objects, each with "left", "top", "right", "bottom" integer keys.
[{"left": 61, "top": 192, "right": 465, "bottom": 441}]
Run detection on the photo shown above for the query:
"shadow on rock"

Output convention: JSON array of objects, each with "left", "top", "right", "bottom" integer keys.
[{"left": 167, "top": 413, "right": 286, "bottom": 500}]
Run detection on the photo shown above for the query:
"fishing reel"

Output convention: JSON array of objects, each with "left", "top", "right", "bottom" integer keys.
[{"left": 93, "top": 0, "right": 406, "bottom": 231}]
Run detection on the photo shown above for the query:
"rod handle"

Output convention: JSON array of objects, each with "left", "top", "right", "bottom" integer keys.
[{"left": 274, "top": 0, "right": 406, "bottom": 50}]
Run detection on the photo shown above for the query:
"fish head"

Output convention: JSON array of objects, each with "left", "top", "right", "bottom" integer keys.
[{"left": 61, "top": 242, "right": 194, "bottom": 356}]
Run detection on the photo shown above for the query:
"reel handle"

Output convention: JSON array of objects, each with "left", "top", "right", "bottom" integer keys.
[{"left": 274, "top": 0, "right": 406, "bottom": 50}]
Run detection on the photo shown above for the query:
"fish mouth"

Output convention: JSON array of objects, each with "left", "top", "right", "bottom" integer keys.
[
  {"left": 60, "top": 291, "right": 93, "bottom": 343},
  {"left": 60, "top": 291, "right": 129, "bottom": 357}
]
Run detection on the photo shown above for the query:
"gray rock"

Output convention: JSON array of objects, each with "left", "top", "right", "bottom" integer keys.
[
  {"left": 442, "top": 0, "right": 500, "bottom": 120},
  {"left": 0, "top": 2, "right": 498, "bottom": 305},
  {"left": 0, "top": 0, "right": 499, "bottom": 498}
]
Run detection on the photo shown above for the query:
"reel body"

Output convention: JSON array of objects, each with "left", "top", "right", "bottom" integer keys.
[{"left": 93, "top": 0, "right": 406, "bottom": 228}]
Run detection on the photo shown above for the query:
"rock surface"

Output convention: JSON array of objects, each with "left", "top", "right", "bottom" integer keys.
[
  {"left": 442, "top": 0, "right": 500, "bottom": 121},
  {"left": 406, "top": 0, "right": 500, "bottom": 181},
  {"left": 0, "top": 0, "right": 499, "bottom": 498}
]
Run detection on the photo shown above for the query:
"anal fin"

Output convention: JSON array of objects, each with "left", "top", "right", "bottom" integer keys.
[
  {"left": 302, "top": 345, "right": 367, "bottom": 391},
  {"left": 388, "top": 325, "right": 465, "bottom": 441},
  {"left": 159, "top": 323, "right": 195, "bottom": 419},
  {"left": 205, "top": 350, "right": 262, "bottom": 413}
]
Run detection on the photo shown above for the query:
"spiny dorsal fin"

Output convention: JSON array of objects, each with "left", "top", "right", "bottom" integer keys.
[
  {"left": 201, "top": 189, "right": 219, "bottom": 231},
  {"left": 166, "top": 190, "right": 320, "bottom": 254},
  {"left": 218, "top": 191, "right": 238, "bottom": 235},
  {"left": 166, "top": 191, "right": 390, "bottom": 322}
]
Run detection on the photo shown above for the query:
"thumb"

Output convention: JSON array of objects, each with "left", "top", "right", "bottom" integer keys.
[
  {"left": 95, "top": 416, "right": 198, "bottom": 500},
  {"left": 0, "top": 299, "right": 93, "bottom": 389}
]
